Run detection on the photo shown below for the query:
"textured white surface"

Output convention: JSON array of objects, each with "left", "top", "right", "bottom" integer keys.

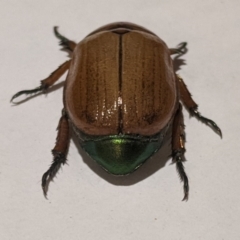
[{"left": 1, "top": 0, "right": 239, "bottom": 239}]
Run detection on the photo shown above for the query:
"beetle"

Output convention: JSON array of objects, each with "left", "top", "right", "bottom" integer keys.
[{"left": 11, "top": 22, "right": 221, "bottom": 200}]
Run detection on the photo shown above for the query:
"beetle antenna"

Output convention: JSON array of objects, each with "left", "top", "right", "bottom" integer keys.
[
  {"left": 53, "top": 26, "right": 76, "bottom": 53},
  {"left": 170, "top": 42, "right": 188, "bottom": 56},
  {"left": 177, "top": 42, "right": 187, "bottom": 55}
]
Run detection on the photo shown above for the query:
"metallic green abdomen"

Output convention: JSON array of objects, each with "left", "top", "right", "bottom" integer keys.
[{"left": 80, "top": 132, "right": 167, "bottom": 175}]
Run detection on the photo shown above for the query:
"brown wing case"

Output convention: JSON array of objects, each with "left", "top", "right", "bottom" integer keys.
[
  {"left": 121, "top": 31, "right": 177, "bottom": 135},
  {"left": 64, "top": 32, "right": 120, "bottom": 135},
  {"left": 65, "top": 30, "right": 177, "bottom": 136}
]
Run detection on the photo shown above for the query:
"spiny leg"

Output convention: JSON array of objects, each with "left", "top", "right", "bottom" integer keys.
[
  {"left": 172, "top": 104, "right": 189, "bottom": 201},
  {"left": 170, "top": 42, "right": 187, "bottom": 56},
  {"left": 11, "top": 26, "right": 76, "bottom": 102},
  {"left": 11, "top": 60, "right": 71, "bottom": 102},
  {"left": 42, "top": 110, "right": 70, "bottom": 197},
  {"left": 176, "top": 75, "right": 222, "bottom": 137},
  {"left": 54, "top": 26, "right": 77, "bottom": 54}
]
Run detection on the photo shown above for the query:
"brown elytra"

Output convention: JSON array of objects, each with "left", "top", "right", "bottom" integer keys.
[{"left": 65, "top": 24, "right": 176, "bottom": 136}]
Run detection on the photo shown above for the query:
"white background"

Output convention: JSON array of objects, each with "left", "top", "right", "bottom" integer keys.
[{"left": 1, "top": 0, "right": 239, "bottom": 239}]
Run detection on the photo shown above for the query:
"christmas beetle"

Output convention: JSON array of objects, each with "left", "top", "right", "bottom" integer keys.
[{"left": 11, "top": 22, "right": 221, "bottom": 200}]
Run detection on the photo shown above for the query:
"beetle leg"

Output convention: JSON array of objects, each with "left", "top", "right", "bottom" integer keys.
[
  {"left": 11, "top": 60, "right": 71, "bottom": 102},
  {"left": 176, "top": 75, "right": 222, "bottom": 138},
  {"left": 170, "top": 42, "right": 187, "bottom": 56},
  {"left": 42, "top": 110, "right": 70, "bottom": 197},
  {"left": 172, "top": 104, "right": 189, "bottom": 201},
  {"left": 54, "top": 26, "right": 77, "bottom": 54}
]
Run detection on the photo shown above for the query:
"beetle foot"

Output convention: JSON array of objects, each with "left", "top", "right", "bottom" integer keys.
[
  {"left": 11, "top": 85, "right": 45, "bottom": 102},
  {"left": 173, "top": 154, "right": 189, "bottom": 201},
  {"left": 42, "top": 152, "right": 66, "bottom": 197},
  {"left": 191, "top": 108, "right": 222, "bottom": 138}
]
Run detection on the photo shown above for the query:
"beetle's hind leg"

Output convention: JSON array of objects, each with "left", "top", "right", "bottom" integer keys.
[
  {"left": 42, "top": 110, "right": 70, "bottom": 197},
  {"left": 54, "top": 27, "right": 77, "bottom": 54},
  {"left": 172, "top": 104, "right": 189, "bottom": 201},
  {"left": 170, "top": 42, "right": 187, "bottom": 56},
  {"left": 176, "top": 75, "right": 222, "bottom": 137},
  {"left": 11, "top": 60, "right": 71, "bottom": 102}
]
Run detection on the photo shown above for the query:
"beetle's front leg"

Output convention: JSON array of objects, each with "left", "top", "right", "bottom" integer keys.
[
  {"left": 11, "top": 60, "right": 71, "bottom": 102},
  {"left": 42, "top": 110, "right": 70, "bottom": 197},
  {"left": 172, "top": 104, "right": 189, "bottom": 201},
  {"left": 176, "top": 75, "right": 222, "bottom": 137}
]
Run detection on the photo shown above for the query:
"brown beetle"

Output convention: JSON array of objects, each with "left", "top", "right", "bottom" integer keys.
[{"left": 11, "top": 22, "right": 221, "bottom": 200}]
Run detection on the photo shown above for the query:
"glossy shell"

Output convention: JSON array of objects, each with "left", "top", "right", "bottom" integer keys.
[{"left": 64, "top": 22, "right": 177, "bottom": 136}]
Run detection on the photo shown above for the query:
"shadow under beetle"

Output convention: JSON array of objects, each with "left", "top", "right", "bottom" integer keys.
[{"left": 11, "top": 22, "right": 222, "bottom": 200}]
